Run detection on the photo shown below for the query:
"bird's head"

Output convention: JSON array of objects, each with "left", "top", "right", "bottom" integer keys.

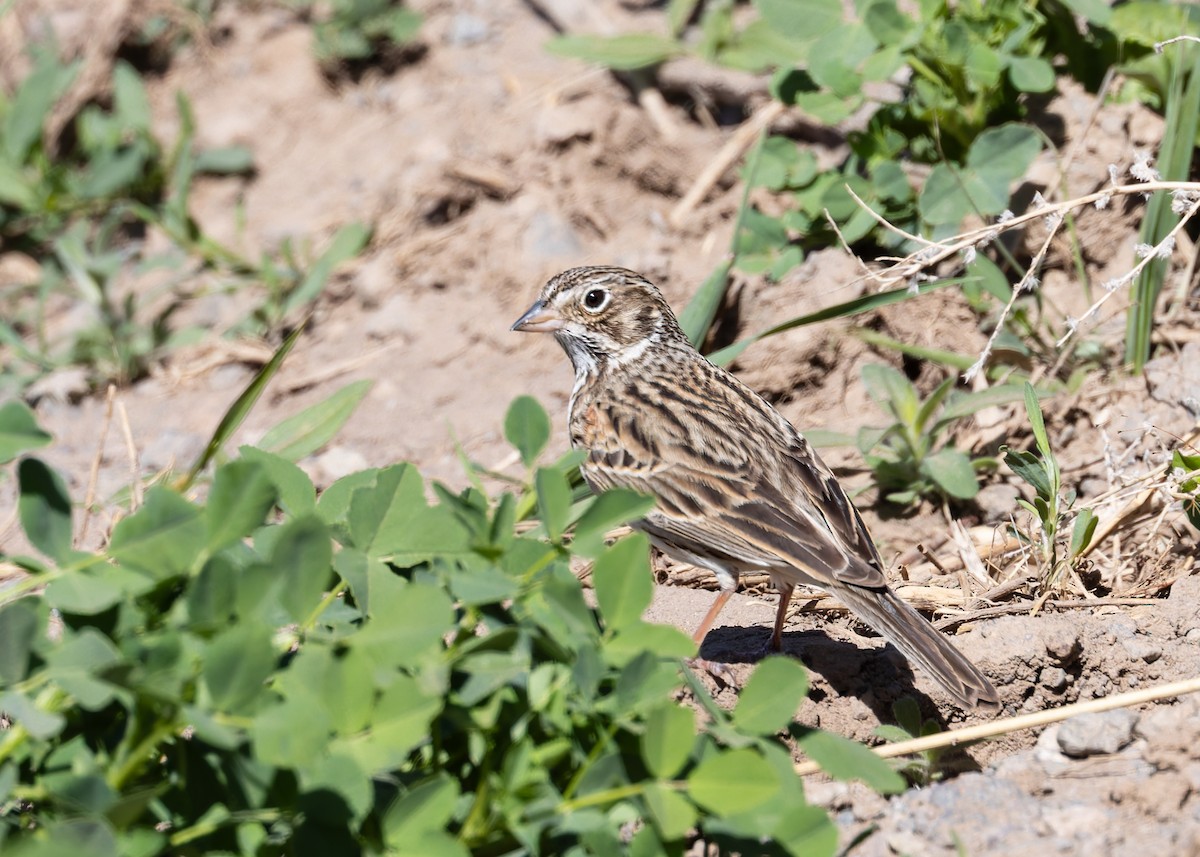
[{"left": 511, "top": 266, "right": 689, "bottom": 376}]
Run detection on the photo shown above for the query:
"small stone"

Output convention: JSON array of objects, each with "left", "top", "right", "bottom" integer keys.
[
  {"left": 523, "top": 207, "right": 583, "bottom": 261},
  {"left": 1121, "top": 636, "right": 1162, "bottom": 663},
  {"left": 1040, "top": 666, "right": 1068, "bottom": 691},
  {"left": 26, "top": 367, "right": 90, "bottom": 404},
  {"left": 446, "top": 13, "right": 490, "bottom": 45},
  {"left": 141, "top": 428, "right": 206, "bottom": 472},
  {"left": 974, "top": 482, "right": 1022, "bottom": 521},
  {"left": 1184, "top": 628, "right": 1200, "bottom": 642},
  {"left": 1057, "top": 709, "right": 1139, "bottom": 758},
  {"left": 1044, "top": 628, "right": 1082, "bottom": 665},
  {"left": 536, "top": 102, "right": 597, "bottom": 148},
  {"left": 364, "top": 293, "right": 414, "bottom": 341},
  {"left": 308, "top": 445, "right": 368, "bottom": 486},
  {"left": 353, "top": 254, "right": 396, "bottom": 308}
]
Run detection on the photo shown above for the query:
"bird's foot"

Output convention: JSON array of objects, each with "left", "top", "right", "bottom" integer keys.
[{"left": 685, "top": 656, "right": 735, "bottom": 689}]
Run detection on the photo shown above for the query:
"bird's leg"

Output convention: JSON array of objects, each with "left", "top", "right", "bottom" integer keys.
[
  {"left": 692, "top": 587, "right": 736, "bottom": 646},
  {"left": 770, "top": 581, "right": 796, "bottom": 653}
]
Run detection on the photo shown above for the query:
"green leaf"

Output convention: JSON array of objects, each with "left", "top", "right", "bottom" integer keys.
[
  {"left": 0, "top": 690, "right": 65, "bottom": 740},
  {"left": 0, "top": 601, "right": 39, "bottom": 686},
  {"left": 111, "top": 61, "right": 152, "bottom": 132},
  {"left": 252, "top": 698, "right": 332, "bottom": 768},
  {"left": 5, "top": 57, "right": 77, "bottom": 163},
  {"left": 383, "top": 775, "right": 460, "bottom": 843},
  {"left": 593, "top": 532, "right": 653, "bottom": 631},
  {"left": 270, "top": 515, "right": 334, "bottom": 624},
  {"left": 282, "top": 222, "right": 372, "bottom": 316},
  {"left": 1021, "top": 382, "right": 1051, "bottom": 457},
  {"left": 546, "top": 33, "right": 680, "bottom": 70},
  {"left": 0, "top": 400, "right": 52, "bottom": 463},
  {"left": 795, "top": 729, "right": 905, "bottom": 793},
  {"left": 300, "top": 752, "right": 373, "bottom": 825},
  {"left": 571, "top": 489, "right": 656, "bottom": 558},
  {"left": 340, "top": 674, "right": 441, "bottom": 773},
  {"left": 687, "top": 748, "right": 781, "bottom": 816},
  {"left": 861, "top": 364, "right": 918, "bottom": 424},
  {"left": 353, "top": 575, "right": 454, "bottom": 668},
  {"left": 108, "top": 488, "right": 205, "bottom": 580},
  {"left": 205, "top": 461, "right": 277, "bottom": 552},
  {"left": 755, "top": 0, "right": 842, "bottom": 41},
  {"left": 1069, "top": 508, "right": 1098, "bottom": 558},
  {"left": 535, "top": 467, "right": 572, "bottom": 543},
  {"left": 643, "top": 782, "right": 697, "bottom": 840},
  {"left": 193, "top": 145, "right": 254, "bottom": 174},
  {"left": 504, "top": 396, "right": 550, "bottom": 468},
  {"left": 678, "top": 262, "right": 732, "bottom": 347},
  {"left": 920, "top": 447, "right": 979, "bottom": 499},
  {"left": 1110, "top": 1, "right": 1200, "bottom": 47},
  {"left": 862, "top": 0, "right": 915, "bottom": 45},
  {"left": 1059, "top": 0, "right": 1111, "bottom": 23},
  {"left": 1002, "top": 447, "right": 1052, "bottom": 499},
  {"left": 238, "top": 446, "right": 316, "bottom": 514},
  {"left": 203, "top": 622, "right": 276, "bottom": 713},
  {"left": 258, "top": 379, "right": 372, "bottom": 462},
  {"left": 0, "top": 156, "right": 36, "bottom": 209},
  {"left": 1007, "top": 55, "right": 1055, "bottom": 92},
  {"left": 641, "top": 703, "right": 695, "bottom": 778},
  {"left": 44, "top": 568, "right": 127, "bottom": 614},
  {"left": 732, "top": 656, "right": 809, "bottom": 735},
  {"left": 17, "top": 458, "right": 73, "bottom": 563}
]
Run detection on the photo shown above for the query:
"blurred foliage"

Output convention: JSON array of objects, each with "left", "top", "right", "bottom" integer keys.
[
  {"left": 0, "top": 394, "right": 907, "bottom": 856},
  {"left": 0, "top": 46, "right": 369, "bottom": 395}
]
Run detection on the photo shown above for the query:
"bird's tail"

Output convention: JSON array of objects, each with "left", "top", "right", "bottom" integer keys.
[{"left": 833, "top": 583, "right": 1000, "bottom": 711}]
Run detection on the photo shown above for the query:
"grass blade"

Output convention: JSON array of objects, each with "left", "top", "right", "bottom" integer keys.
[
  {"left": 178, "top": 323, "right": 306, "bottom": 490},
  {"left": 1126, "top": 47, "right": 1200, "bottom": 372},
  {"left": 708, "top": 277, "right": 965, "bottom": 366},
  {"left": 678, "top": 131, "right": 767, "bottom": 348}
]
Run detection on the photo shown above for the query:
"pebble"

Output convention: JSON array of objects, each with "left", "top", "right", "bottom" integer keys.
[
  {"left": 308, "top": 445, "right": 368, "bottom": 486},
  {"left": 1184, "top": 628, "right": 1200, "bottom": 642},
  {"left": 26, "top": 367, "right": 90, "bottom": 405},
  {"left": 141, "top": 428, "right": 206, "bottom": 472},
  {"left": 446, "top": 13, "right": 490, "bottom": 46},
  {"left": 1121, "top": 636, "right": 1162, "bottom": 663},
  {"left": 1057, "top": 709, "right": 1139, "bottom": 758},
  {"left": 974, "top": 482, "right": 1022, "bottom": 522},
  {"left": 364, "top": 293, "right": 414, "bottom": 341},
  {"left": 523, "top": 207, "right": 583, "bottom": 261},
  {"left": 1040, "top": 666, "right": 1068, "bottom": 691},
  {"left": 1044, "top": 628, "right": 1082, "bottom": 664}
]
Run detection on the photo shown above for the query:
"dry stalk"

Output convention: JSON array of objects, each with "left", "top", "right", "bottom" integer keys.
[{"left": 794, "top": 675, "right": 1200, "bottom": 776}]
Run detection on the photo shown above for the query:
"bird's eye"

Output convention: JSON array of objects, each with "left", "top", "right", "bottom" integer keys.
[{"left": 582, "top": 288, "right": 609, "bottom": 312}]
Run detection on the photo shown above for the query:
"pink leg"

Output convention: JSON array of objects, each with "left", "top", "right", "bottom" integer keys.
[
  {"left": 693, "top": 588, "right": 737, "bottom": 646},
  {"left": 770, "top": 582, "right": 796, "bottom": 652}
]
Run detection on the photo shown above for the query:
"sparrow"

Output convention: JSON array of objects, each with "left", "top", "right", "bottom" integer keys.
[{"left": 511, "top": 266, "right": 999, "bottom": 710}]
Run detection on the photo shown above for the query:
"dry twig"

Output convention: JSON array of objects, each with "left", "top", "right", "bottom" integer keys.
[{"left": 795, "top": 676, "right": 1200, "bottom": 776}]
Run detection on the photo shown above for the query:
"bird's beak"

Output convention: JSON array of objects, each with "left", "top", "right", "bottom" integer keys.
[{"left": 511, "top": 300, "right": 564, "bottom": 333}]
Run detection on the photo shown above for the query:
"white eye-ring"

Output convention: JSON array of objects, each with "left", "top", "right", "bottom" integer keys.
[{"left": 581, "top": 288, "right": 610, "bottom": 313}]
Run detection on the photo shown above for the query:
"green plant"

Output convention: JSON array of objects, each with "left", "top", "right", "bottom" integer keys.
[
  {"left": 873, "top": 697, "right": 945, "bottom": 785},
  {"left": 1002, "top": 383, "right": 1097, "bottom": 592},
  {"left": 289, "top": 0, "right": 423, "bottom": 72},
  {"left": 0, "top": 51, "right": 371, "bottom": 395},
  {"left": 1170, "top": 448, "right": 1200, "bottom": 532},
  {"left": 1122, "top": 21, "right": 1200, "bottom": 372},
  {"left": 0, "top": 384, "right": 908, "bottom": 855},
  {"left": 853, "top": 364, "right": 1028, "bottom": 506}
]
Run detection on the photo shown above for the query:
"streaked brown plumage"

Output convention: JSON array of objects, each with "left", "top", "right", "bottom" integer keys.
[{"left": 512, "top": 266, "right": 999, "bottom": 710}]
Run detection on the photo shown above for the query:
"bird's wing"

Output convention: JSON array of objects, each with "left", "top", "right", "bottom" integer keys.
[{"left": 582, "top": 400, "right": 886, "bottom": 589}]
